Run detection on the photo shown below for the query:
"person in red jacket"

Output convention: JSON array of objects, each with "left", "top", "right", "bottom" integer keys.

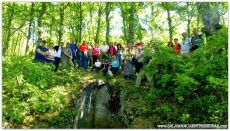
[
  {"left": 173, "top": 38, "right": 181, "bottom": 55},
  {"left": 78, "top": 40, "right": 89, "bottom": 69}
]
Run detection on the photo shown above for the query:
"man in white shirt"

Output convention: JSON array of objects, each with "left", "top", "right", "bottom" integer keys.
[
  {"left": 100, "top": 41, "right": 109, "bottom": 61},
  {"left": 181, "top": 32, "right": 191, "bottom": 54}
]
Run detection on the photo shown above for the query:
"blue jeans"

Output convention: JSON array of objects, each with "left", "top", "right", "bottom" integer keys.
[
  {"left": 79, "top": 52, "right": 88, "bottom": 69},
  {"left": 123, "top": 60, "right": 134, "bottom": 79}
]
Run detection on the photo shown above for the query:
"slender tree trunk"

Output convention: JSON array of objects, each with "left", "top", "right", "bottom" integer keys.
[
  {"left": 3, "top": 2, "right": 15, "bottom": 56},
  {"left": 150, "top": 4, "right": 154, "bottom": 40},
  {"left": 166, "top": 8, "right": 173, "bottom": 41},
  {"left": 186, "top": 2, "right": 191, "bottom": 38},
  {"left": 49, "top": 14, "right": 54, "bottom": 41},
  {"left": 105, "top": 2, "right": 111, "bottom": 44},
  {"left": 37, "top": 2, "right": 47, "bottom": 46},
  {"left": 77, "top": 2, "right": 83, "bottom": 43},
  {"left": 119, "top": 4, "right": 128, "bottom": 43},
  {"left": 15, "top": 31, "right": 20, "bottom": 56},
  {"left": 94, "top": 3, "right": 103, "bottom": 44},
  {"left": 25, "top": 2, "right": 35, "bottom": 55},
  {"left": 59, "top": 3, "right": 64, "bottom": 42},
  {"left": 88, "top": 3, "right": 94, "bottom": 42}
]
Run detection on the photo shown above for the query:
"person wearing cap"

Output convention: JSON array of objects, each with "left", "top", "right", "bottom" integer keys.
[
  {"left": 53, "top": 41, "right": 64, "bottom": 72},
  {"left": 62, "top": 42, "right": 74, "bottom": 70},
  {"left": 34, "top": 40, "right": 50, "bottom": 63}
]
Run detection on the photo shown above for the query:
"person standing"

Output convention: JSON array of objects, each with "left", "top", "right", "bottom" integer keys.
[
  {"left": 53, "top": 41, "right": 64, "bottom": 72},
  {"left": 135, "top": 46, "right": 144, "bottom": 74},
  {"left": 190, "top": 28, "right": 204, "bottom": 52},
  {"left": 181, "top": 32, "right": 191, "bottom": 54},
  {"left": 79, "top": 40, "right": 89, "bottom": 69},
  {"left": 108, "top": 42, "right": 117, "bottom": 62},
  {"left": 70, "top": 39, "right": 77, "bottom": 66},
  {"left": 62, "top": 42, "right": 74, "bottom": 70},
  {"left": 92, "top": 44, "right": 100, "bottom": 64},
  {"left": 100, "top": 41, "right": 109, "bottom": 61},
  {"left": 173, "top": 38, "right": 181, "bottom": 55},
  {"left": 123, "top": 44, "right": 135, "bottom": 80}
]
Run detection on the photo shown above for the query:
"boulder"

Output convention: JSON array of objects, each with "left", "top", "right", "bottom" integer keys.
[{"left": 73, "top": 79, "right": 124, "bottom": 129}]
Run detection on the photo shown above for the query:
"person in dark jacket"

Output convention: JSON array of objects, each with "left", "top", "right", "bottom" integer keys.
[
  {"left": 34, "top": 40, "right": 50, "bottom": 63},
  {"left": 70, "top": 39, "right": 77, "bottom": 66},
  {"left": 190, "top": 28, "right": 204, "bottom": 52}
]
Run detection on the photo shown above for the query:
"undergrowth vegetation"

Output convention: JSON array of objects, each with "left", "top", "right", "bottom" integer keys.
[
  {"left": 2, "top": 27, "right": 228, "bottom": 129},
  {"left": 124, "top": 27, "right": 228, "bottom": 128},
  {"left": 2, "top": 56, "right": 80, "bottom": 128}
]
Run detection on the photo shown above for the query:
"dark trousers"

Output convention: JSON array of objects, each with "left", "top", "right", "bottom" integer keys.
[
  {"left": 111, "top": 67, "right": 119, "bottom": 75},
  {"left": 92, "top": 55, "right": 99, "bottom": 65},
  {"left": 54, "top": 57, "right": 61, "bottom": 72},
  {"left": 79, "top": 52, "right": 88, "bottom": 69},
  {"left": 71, "top": 55, "right": 76, "bottom": 66},
  {"left": 136, "top": 62, "right": 143, "bottom": 73}
]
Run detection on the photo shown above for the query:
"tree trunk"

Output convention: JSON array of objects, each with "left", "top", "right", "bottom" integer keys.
[
  {"left": 88, "top": 3, "right": 94, "bottom": 42},
  {"left": 3, "top": 2, "right": 15, "bottom": 56},
  {"left": 186, "top": 2, "right": 191, "bottom": 38},
  {"left": 196, "top": 2, "right": 221, "bottom": 37},
  {"left": 59, "top": 3, "right": 64, "bottom": 42},
  {"left": 150, "top": 4, "right": 154, "bottom": 40},
  {"left": 119, "top": 3, "right": 128, "bottom": 43},
  {"left": 25, "top": 2, "right": 35, "bottom": 55},
  {"left": 77, "top": 2, "right": 83, "bottom": 43},
  {"left": 105, "top": 2, "right": 111, "bottom": 44},
  {"left": 128, "top": 3, "right": 136, "bottom": 44},
  {"left": 94, "top": 3, "right": 103, "bottom": 44},
  {"left": 166, "top": 8, "right": 173, "bottom": 41},
  {"left": 49, "top": 14, "right": 54, "bottom": 41},
  {"left": 37, "top": 2, "right": 47, "bottom": 46}
]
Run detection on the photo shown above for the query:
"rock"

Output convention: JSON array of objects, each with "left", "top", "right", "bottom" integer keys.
[{"left": 73, "top": 79, "right": 124, "bottom": 129}]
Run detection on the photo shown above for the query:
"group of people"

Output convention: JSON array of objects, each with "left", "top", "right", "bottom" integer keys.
[
  {"left": 33, "top": 28, "right": 204, "bottom": 87},
  {"left": 167, "top": 28, "right": 204, "bottom": 55}
]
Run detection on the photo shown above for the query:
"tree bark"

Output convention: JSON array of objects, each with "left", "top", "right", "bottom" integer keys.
[
  {"left": 166, "top": 8, "right": 173, "bottom": 41},
  {"left": 94, "top": 3, "right": 103, "bottom": 44},
  {"left": 105, "top": 2, "right": 111, "bottom": 44},
  {"left": 119, "top": 3, "right": 128, "bottom": 43},
  {"left": 3, "top": 2, "right": 15, "bottom": 56},
  {"left": 196, "top": 2, "right": 221, "bottom": 36},
  {"left": 77, "top": 2, "right": 83, "bottom": 43},
  {"left": 128, "top": 3, "right": 136, "bottom": 44},
  {"left": 25, "top": 2, "right": 35, "bottom": 54},
  {"left": 58, "top": 3, "right": 65, "bottom": 42},
  {"left": 186, "top": 2, "right": 191, "bottom": 38},
  {"left": 37, "top": 2, "right": 47, "bottom": 46}
]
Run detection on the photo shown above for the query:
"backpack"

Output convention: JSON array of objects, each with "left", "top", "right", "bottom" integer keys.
[{"left": 92, "top": 48, "right": 99, "bottom": 56}]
